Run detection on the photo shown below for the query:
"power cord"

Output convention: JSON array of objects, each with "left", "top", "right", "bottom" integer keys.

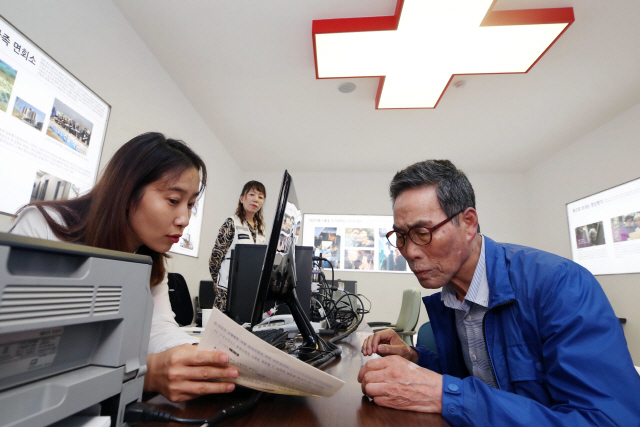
[
  {"left": 310, "top": 256, "right": 371, "bottom": 342},
  {"left": 124, "top": 391, "right": 263, "bottom": 426},
  {"left": 124, "top": 402, "right": 205, "bottom": 425}
]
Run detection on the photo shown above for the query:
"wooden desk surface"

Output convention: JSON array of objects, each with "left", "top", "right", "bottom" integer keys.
[{"left": 145, "top": 330, "right": 447, "bottom": 426}]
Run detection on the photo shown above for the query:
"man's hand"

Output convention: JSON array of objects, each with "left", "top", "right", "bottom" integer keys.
[
  {"left": 145, "top": 344, "right": 238, "bottom": 402},
  {"left": 358, "top": 355, "right": 443, "bottom": 413},
  {"left": 361, "top": 328, "right": 419, "bottom": 363}
]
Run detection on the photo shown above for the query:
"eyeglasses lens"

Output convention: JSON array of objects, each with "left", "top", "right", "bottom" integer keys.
[
  {"left": 411, "top": 228, "right": 432, "bottom": 245},
  {"left": 387, "top": 232, "right": 398, "bottom": 248}
]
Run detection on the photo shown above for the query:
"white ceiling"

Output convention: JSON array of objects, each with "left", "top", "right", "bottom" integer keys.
[{"left": 113, "top": 0, "right": 640, "bottom": 174}]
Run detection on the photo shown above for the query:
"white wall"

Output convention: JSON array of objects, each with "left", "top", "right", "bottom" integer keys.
[
  {"left": 525, "top": 101, "right": 640, "bottom": 363},
  {"left": 243, "top": 170, "right": 531, "bottom": 326},
  {"left": 0, "top": 1, "right": 242, "bottom": 298}
]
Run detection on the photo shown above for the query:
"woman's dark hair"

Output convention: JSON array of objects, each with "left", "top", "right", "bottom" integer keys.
[
  {"left": 21, "top": 132, "right": 207, "bottom": 287},
  {"left": 235, "top": 180, "right": 266, "bottom": 234},
  {"left": 389, "top": 159, "right": 475, "bottom": 226}
]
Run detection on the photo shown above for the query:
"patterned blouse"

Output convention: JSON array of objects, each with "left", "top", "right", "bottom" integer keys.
[{"left": 208, "top": 217, "right": 259, "bottom": 285}]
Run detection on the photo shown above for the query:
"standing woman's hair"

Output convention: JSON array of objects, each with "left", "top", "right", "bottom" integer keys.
[
  {"left": 22, "top": 132, "right": 207, "bottom": 287},
  {"left": 235, "top": 180, "right": 266, "bottom": 234}
]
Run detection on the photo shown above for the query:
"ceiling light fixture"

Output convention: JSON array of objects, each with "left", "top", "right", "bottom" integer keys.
[{"left": 313, "top": 0, "right": 574, "bottom": 109}]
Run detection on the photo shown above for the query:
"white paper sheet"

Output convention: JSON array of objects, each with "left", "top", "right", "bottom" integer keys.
[{"left": 197, "top": 308, "right": 345, "bottom": 397}]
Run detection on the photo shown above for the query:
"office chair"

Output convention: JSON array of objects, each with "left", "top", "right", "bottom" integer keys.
[
  {"left": 195, "top": 280, "right": 215, "bottom": 327},
  {"left": 416, "top": 322, "right": 437, "bottom": 353},
  {"left": 370, "top": 288, "right": 422, "bottom": 346},
  {"left": 367, "top": 288, "right": 415, "bottom": 328},
  {"left": 199, "top": 280, "right": 215, "bottom": 309},
  {"left": 167, "top": 273, "right": 194, "bottom": 326}
]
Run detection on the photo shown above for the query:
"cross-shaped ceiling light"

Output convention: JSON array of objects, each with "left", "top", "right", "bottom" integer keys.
[{"left": 313, "top": 0, "right": 574, "bottom": 109}]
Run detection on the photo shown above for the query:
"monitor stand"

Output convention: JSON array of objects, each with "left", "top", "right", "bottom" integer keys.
[{"left": 282, "top": 287, "right": 340, "bottom": 364}]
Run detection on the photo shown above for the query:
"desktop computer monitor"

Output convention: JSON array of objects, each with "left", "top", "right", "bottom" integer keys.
[
  {"left": 226, "top": 244, "right": 313, "bottom": 325},
  {"left": 250, "top": 171, "right": 339, "bottom": 363}
]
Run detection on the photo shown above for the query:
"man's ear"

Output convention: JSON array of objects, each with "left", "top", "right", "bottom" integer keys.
[{"left": 461, "top": 208, "right": 479, "bottom": 241}]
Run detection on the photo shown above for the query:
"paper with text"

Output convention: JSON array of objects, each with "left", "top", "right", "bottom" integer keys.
[{"left": 197, "top": 308, "right": 345, "bottom": 397}]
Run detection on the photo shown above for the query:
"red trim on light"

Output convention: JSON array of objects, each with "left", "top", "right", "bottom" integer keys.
[
  {"left": 312, "top": 16, "right": 398, "bottom": 34},
  {"left": 481, "top": 8, "right": 575, "bottom": 27},
  {"left": 312, "top": 0, "right": 574, "bottom": 110},
  {"left": 313, "top": 28, "right": 319, "bottom": 79},
  {"left": 374, "top": 76, "right": 385, "bottom": 109},
  {"left": 312, "top": 0, "right": 402, "bottom": 79},
  {"left": 313, "top": 0, "right": 404, "bottom": 35}
]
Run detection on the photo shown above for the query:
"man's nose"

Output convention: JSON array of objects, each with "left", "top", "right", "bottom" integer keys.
[{"left": 402, "top": 238, "right": 424, "bottom": 259}]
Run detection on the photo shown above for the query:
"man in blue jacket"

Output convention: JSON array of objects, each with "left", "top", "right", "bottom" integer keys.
[{"left": 358, "top": 160, "right": 640, "bottom": 426}]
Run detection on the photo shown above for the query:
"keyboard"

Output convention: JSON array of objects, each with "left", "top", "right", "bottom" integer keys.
[{"left": 252, "top": 328, "right": 289, "bottom": 347}]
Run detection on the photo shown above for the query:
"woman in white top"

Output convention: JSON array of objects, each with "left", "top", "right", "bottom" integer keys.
[
  {"left": 9, "top": 132, "right": 237, "bottom": 402},
  {"left": 208, "top": 181, "right": 266, "bottom": 311}
]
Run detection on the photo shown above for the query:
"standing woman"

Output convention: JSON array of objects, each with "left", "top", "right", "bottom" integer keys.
[
  {"left": 209, "top": 181, "right": 266, "bottom": 311},
  {"left": 9, "top": 132, "right": 238, "bottom": 403}
]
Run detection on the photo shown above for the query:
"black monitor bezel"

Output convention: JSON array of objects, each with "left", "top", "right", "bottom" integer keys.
[{"left": 251, "top": 170, "right": 293, "bottom": 326}]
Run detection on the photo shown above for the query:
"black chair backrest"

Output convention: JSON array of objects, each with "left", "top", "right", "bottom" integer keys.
[
  {"left": 167, "top": 273, "right": 194, "bottom": 326},
  {"left": 199, "top": 280, "right": 215, "bottom": 309}
]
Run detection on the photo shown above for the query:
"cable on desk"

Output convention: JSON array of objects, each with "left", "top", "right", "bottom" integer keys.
[
  {"left": 202, "top": 391, "right": 264, "bottom": 426},
  {"left": 124, "top": 402, "right": 206, "bottom": 424},
  {"left": 123, "top": 391, "right": 264, "bottom": 426},
  {"left": 311, "top": 256, "right": 370, "bottom": 342}
]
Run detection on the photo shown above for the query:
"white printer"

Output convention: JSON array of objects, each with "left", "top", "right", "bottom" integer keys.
[{"left": 0, "top": 232, "right": 153, "bottom": 426}]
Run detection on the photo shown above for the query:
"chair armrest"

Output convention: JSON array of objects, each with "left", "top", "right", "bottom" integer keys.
[
  {"left": 368, "top": 321, "right": 393, "bottom": 327},
  {"left": 373, "top": 327, "right": 403, "bottom": 333}
]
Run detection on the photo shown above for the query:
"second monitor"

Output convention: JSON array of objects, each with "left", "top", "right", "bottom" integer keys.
[{"left": 226, "top": 244, "right": 313, "bottom": 325}]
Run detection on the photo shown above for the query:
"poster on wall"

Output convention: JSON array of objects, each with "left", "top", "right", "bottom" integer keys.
[
  {"left": 566, "top": 176, "right": 640, "bottom": 275},
  {"left": 0, "top": 15, "right": 110, "bottom": 216},
  {"left": 302, "top": 214, "right": 410, "bottom": 273},
  {"left": 169, "top": 191, "right": 206, "bottom": 258}
]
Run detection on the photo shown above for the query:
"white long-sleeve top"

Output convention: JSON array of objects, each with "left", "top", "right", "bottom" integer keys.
[{"left": 8, "top": 206, "right": 198, "bottom": 354}]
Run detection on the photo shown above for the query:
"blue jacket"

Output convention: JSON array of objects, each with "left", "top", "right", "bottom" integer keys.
[{"left": 413, "top": 237, "right": 640, "bottom": 426}]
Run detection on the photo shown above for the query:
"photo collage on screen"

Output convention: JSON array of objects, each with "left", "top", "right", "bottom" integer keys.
[
  {"left": 566, "top": 177, "right": 640, "bottom": 276},
  {"left": 343, "top": 227, "right": 375, "bottom": 271},
  {"left": 0, "top": 54, "right": 84, "bottom": 207},
  {"left": 1, "top": 58, "right": 93, "bottom": 158},
  {"left": 0, "top": 19, "right": 110, "bottom": 217},
  {"left": 304, "top": 215, "right": 410, "bottom": 273}
]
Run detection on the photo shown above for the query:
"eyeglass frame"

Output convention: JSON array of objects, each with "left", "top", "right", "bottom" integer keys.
[{"left": 385, "top": 209, "right": 466, "bottom": 249}]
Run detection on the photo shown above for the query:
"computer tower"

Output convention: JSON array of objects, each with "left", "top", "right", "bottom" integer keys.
[{"left": 226, "top": 244, "right": 312, "bottom": 325}]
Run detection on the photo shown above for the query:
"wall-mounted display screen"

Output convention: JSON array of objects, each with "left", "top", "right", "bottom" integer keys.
[
  {"left": 302, "top": 214, "right": 410, "bottom": 273},
  {"left": 0, "top": 15, "right": 110, "bottom": 216},
  {"left": 566, "top": 177, "right": 640, "bottom": 275}
]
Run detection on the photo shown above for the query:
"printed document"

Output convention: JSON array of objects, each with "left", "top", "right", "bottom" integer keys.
[{"left": 197, "top": 308, "right": 345, "bottom": 397}]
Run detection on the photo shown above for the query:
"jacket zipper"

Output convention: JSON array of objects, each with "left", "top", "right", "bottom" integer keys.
[{"left": 482, "top": 299, "right": 515, "bottom": 390}]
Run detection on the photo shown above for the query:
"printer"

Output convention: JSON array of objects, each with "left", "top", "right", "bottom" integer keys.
[{"left": 0, "top": 232, "right": 153, "bottom": 426}]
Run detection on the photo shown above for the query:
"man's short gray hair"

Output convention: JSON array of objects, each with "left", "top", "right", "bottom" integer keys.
[{"left": 389, "top": 160, "right": 476, "bottom": 226}]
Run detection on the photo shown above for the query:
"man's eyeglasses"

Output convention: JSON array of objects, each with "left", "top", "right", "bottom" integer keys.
[{"left": 386, "top": 210, "right": 465, "bottom": 249}]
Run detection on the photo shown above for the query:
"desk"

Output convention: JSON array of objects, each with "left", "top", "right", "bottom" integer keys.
[{"left": 144, "top": 330, "right": 448, "bottom": 426}]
